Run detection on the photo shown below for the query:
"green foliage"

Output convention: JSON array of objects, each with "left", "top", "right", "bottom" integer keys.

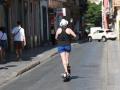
[{"left": 84, "top": 1, "right": 102, "bottom": 28}]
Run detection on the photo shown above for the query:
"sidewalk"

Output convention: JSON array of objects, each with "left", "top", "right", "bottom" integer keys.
[
  {"left": 0, "top": 45, "right": 57, "bottom": 86},
  {"left": 106, "top": 40, "right": 120, "bottom": 89}
]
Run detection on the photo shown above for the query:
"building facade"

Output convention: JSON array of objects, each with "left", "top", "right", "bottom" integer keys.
[
  {"left": 0, "top": 0, "right": 48, "bottom": 50},
  {"left": 0, "top": 0, "right": 87, "bottom": 51},
  {"left": 48, "top": 0, "right": 83, "bottom": 33},
  {"left": 48, "top": 0, "right": 68, "bottom": 31},
  {"left": 112, "top": 0, "right": 120, "bottom": 40},
  {"left": 0, "top": 3, "right": 5, "bottom": 26}
]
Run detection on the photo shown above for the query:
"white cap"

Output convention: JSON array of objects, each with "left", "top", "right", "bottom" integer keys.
[{"left": 59, "top": 19, "right": 68, "bottom": 27}]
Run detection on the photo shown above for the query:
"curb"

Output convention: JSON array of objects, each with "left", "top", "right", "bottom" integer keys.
[
  {"left": 16, "top": 61, "right": 41, "bottom": 76},
  {"left": 16, "top": 51, "right": 57, "bottom": 76},
  {"left": 0, "top": 51, "right": 58, "bottom": 87}
]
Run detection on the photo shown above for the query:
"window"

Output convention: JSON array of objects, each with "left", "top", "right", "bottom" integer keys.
[{"left": 99, "top": 30, "right": 104, "bottom": 33}]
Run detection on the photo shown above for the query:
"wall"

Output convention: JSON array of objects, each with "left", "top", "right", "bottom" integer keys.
[
  {"left": 116, "top": 8, "right": 120, "bottom": 40},
  {"left": 0, "top": 5, "right": 5, "bottom": 26},
  {"left": 3, "top": 0, "right": 47, "bottom": 50},
  {"left": 40, "top": 0, "right": 49, "bottom": 44}
]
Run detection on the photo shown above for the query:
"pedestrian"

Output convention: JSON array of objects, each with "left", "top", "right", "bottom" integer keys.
[
  {"left": 0, "top": 28, "right": 3, "bottom": 62},
  {"left": 0, "top": 27, "right": 8, "bottom": 63},
  {"left": 50, "top": 26, "right": 56, "bottom": 45},
  {"left": 12, "top": 21, "right": 26, "bottom": 61},
  {"left": 55, "top": 19, "right": 77, "bottom": 78},
  {"left": 0, "top": 46, "right": 2, "bottom": 62}
]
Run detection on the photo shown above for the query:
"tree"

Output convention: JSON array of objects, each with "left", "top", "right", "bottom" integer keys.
[{"left": 84, "top": 1, "right": 102, "bottom": 29}]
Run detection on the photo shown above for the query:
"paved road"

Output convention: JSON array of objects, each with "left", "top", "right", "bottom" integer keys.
[{"left": 0, "top": 41, "right": 112, "bottom": 90}]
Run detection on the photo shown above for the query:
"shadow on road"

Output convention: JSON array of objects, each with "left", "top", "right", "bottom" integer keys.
[
  {"left": 0, "top": 65, "right": 17, "bottom": 70},
  {"left": 5, "top": 44, "right": 56, "bottom": 63},
  {"left": 4, "top": 39, "right": 88, "bottom": 64},
  {"left": 71, "top": 75, "right": 80, "bottom": 80}
]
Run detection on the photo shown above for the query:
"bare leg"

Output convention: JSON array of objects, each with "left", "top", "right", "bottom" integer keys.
[
  {"left": 60, "top": 52, "right": 68, "bottom": 74},
  {"left": 65, "top": 52, "right": 70, "bottom": 65},
  {"left": 0, "top": 47, "right": 2, "bottom": 62},
  {"left": 19, "top": 48, "right": 22, "bottom": 57},
  {"left": 16, "top": 48, "right": 19, "bottom": 60},
  {"left": 0, "top": 47, "right": 5, "bottom": 62},
  {"left": 18, "top": 48, "right": 22, "bottom": 60},
  {"left": 2, "top": 49, "right": 5, "bottom": 58},
  {"left": 2, "top": 49, "right": 5, "bottom": 62},
  {"left": 65, "top": 52, "right": 71, "bottom": 74}
]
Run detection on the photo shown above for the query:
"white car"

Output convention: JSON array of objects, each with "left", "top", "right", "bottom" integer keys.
[
  {"left": 88, "top": 30, "right": 117, "bottom": 42},
  {"left": 106, "top": 30, "right": 117, "bottom": 40}
]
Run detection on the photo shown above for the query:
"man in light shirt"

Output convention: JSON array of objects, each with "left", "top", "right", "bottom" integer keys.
[
  {"left": 0, "top": 27, "right": 7, "bottom": 62},
  {"left": 12, "top": 21, "right": 26, "bottom": 61},
  {"left": 0, "top": 30, "right": 2, "bottom": 62}
]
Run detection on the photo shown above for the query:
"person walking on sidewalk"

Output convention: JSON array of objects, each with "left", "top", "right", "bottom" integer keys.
[
  {"left": 55, "top": 19, "right": 76, "bottom": 78},
  {"left": 50, "top": 26, "right": 56, "bottom": 45},
  {"left": 0, "top": 27, "right": 7, "bottom": 63},
  {"left": 12, "top": 21, "right": 26, "bottom": 61}
]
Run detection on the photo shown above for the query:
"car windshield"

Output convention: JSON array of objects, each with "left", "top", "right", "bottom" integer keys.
[
  {"left": 99, "top": 30, "right": 104, "bottom": 33},
  {"left": 106, "top": 30, "right": 113, "bottom": 33}
]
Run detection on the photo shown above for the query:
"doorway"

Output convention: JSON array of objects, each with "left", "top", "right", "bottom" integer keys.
[{"left": 42, "top": 6, "right": 48, "bottom": 43}]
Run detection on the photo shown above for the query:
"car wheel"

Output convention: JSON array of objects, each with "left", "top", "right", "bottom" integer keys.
[
  {"left": 112, "top": 38, "right": 117, "bottom": 40},
  {"left": 88, "top": 37, "right": 92, "bottom": 42},
  {"left": 102, "top": 36, "right": 107, "bottom": 42},
  {"left": 98, "top": 40, "right": 101, "bottom": 42}
]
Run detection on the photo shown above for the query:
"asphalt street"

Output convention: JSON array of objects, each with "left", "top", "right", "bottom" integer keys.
[{"left": 0, "top": 41, "right": 113, "bottom": 90}]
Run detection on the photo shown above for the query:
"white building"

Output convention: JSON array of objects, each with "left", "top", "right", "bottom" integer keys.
[{"left": 88, "top": 0, "right": 102, "bottom": 4}]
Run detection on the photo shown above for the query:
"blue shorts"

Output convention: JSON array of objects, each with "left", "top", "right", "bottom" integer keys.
[{"left": 57, "top": 45, "right": 71, "bottom": 53}]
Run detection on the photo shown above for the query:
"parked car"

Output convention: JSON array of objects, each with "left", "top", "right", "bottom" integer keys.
[{"left": 88, "top": 30, "right": 117, "bottom": 42}]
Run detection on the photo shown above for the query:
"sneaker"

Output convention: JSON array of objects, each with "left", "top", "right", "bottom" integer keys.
[
  {"left": 61, "top": 73, "right": 67, "bottom": 78},
  {"left": 63, "top": 73, "right": 71, "bottom": 82},
  {"left": 61, "top": 72, "right": 71, "bottom": 77}
]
